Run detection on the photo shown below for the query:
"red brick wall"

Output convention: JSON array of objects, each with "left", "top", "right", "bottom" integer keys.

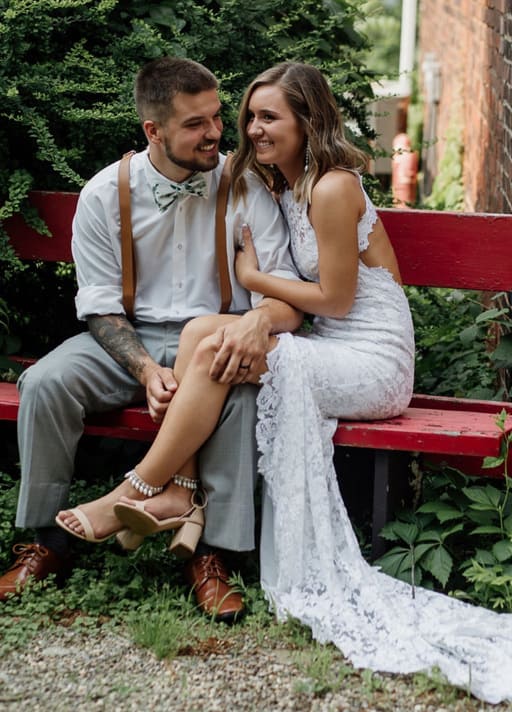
[{"left": 419, "top": 0, "right": 512, "bottom": 213}]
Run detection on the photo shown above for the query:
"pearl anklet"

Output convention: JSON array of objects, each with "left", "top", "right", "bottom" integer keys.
[
  {"left": 124, "top": 469, "right": 164, "bottom": 497},
  {"left": 172, "top": 474, "right": 198, "bottom": 490}
]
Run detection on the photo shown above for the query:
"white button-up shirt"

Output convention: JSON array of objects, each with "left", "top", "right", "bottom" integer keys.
[{"left": 72, "top": 150, "right": 298, "bottom": 322}]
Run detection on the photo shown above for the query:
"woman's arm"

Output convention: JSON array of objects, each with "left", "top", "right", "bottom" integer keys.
[{"left": 236, "top": 171, "right": 364, "bottom": 319}]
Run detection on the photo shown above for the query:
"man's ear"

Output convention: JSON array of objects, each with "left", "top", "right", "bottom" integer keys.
[{"left": 143, "top": 120, "right": 161, "bottom": 145}]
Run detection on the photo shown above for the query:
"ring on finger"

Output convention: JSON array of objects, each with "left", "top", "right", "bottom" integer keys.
[{"left": 239, "top": 363, "right": 250, "bottom": 370}]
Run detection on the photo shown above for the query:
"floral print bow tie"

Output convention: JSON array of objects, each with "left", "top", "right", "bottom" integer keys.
[{"left": 152, "top": 173, "right": 208, "bottom": 212}]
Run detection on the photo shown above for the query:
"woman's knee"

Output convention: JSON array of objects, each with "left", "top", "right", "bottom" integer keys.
[
  {"left": 189, "top": 333, "right": 221, "bottom": 370},
  {"left": 177, "top": 315, "right": 241, "bottom": 375},
  {"left": 179, "top": 316, "right": 225, "bottom": 350}
]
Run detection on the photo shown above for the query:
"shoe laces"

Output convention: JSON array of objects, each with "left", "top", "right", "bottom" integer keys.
[
  {"left": 10, "top": 543, "right": 48, "bottom": 572},
  {"left": 199, "top": 553, "right": 229, "bottom": 582}
]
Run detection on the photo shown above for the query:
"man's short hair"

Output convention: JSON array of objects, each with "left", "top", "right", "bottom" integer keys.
[{"left": 134, "top": 56, "right": 218, "bottom": 125}]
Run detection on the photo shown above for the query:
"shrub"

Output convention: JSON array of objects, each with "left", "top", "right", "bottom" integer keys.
[{"left": 0, "top": 0, "right": 375, "bottom": 353}]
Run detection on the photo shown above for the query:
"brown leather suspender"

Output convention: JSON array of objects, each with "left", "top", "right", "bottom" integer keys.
[
  {"left": 117, "top": 151, "right": 233, "bottom": 320},
  {"left": 118, "top": 151, "right": 137, "bottom": 321},
  {"left": 215, "top": 152, "right": 233, "bottom": 313}
]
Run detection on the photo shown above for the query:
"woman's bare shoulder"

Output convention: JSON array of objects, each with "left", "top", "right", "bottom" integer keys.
[{"left": 312, "top": 169, "right": 364, "bottom": 210}]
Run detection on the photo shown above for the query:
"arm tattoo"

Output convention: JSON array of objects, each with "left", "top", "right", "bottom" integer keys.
[{"left": 87, "top": 314, "right": 150, "bottom": 382}]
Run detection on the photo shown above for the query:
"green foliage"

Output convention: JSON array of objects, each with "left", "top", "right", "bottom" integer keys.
[
  {"left": 0, "top": 0, "right": 376, "bottom": 359},
  {"left": 423, "top": 122, "right": 465, "bottom": 211},
  {"left": 127, "top": 592, "right": 207, "bottom": 659},
  {"left": 0, "top": 471, "right": 22, "bottom": 567},
  {"left": 409, "top": 288, "right": 510, "bottom": 400},
  {"left": 0, "top": 0, "right": 373, "bottom": 202},
  {"left": 0, "top": 296, "right": 22, "bottom": 376},
  {"left": 356, "top": 0, "right": 402, "bottom": 79},
  {"left": 293, "top": 643, "right": 354, "bottom": 695},
  {"left": 376, "top": 411, "right": 512, "bottom": 611}
]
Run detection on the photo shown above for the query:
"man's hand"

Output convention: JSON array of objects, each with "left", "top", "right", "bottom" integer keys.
[
  {"left": 209, "top": 308, "right": 272, "bottom": 384},
  {"left": 142, "top": 365, "right": 178, "bottom": 423},
  {"left": 87, "top": 314, "right": 178, "bottom": 423}
]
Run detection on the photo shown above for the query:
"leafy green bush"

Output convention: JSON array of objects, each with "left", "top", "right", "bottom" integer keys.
[
  {"left": 409, "top": 288, "right": 510, "bottom": 400},
  {"left": 376, "top": 411, "right": 512, "bottom": 611},
  {"left": 1, "top": 0, "right": 373, "bottom": 202},
  {"left": 0, "top": 0, "right": 375, "bottom": 355},
  {"left": 423, "top": 121, "right": 465, "bottom": 212}
]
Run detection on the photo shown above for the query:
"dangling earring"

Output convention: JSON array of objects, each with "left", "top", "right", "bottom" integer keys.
[{"left": 304, "top": 138, "right": 311, "bottom": 172}]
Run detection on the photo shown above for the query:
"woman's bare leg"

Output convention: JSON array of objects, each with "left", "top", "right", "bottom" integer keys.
[{"left": 56, "top": 315, "right": 243, "bottom": 537}]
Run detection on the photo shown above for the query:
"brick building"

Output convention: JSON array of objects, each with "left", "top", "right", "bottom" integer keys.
[{"left": 419, "top": 0, "right": 512, "bottom": 213}]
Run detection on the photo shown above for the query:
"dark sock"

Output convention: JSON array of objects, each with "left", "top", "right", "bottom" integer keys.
[
  {"left": 35, "top": 527, "right": 70, "bottom": 558},
  {"left": 195, "top": 542, "right": 217, "bottom": 556}
]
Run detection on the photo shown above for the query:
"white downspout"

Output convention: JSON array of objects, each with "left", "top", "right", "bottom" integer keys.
[{"left": 398, "top": 0, "right": 418, "bottom": 98}]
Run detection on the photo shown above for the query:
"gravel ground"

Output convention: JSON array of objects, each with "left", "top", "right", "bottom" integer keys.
[{"left": 0, "top": 626, "right": 511, "bottom": 711}]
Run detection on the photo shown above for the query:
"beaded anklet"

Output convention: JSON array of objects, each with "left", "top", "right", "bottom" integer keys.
[
  {"left": 124, "top": 469, "right": 164, "bottom": 498},
  {"left": 172, "top": 474, "right": 199, "bottom": 490}
]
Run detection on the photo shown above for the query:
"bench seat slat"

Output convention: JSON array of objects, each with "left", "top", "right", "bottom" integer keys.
[
  {"left": 333, "top": 406, "right": 511, "bottom": 457},
  {"left": 2, "top": 381, "right": 510, "bottom": 456},
  {"left": 0, "top": 382, "right": 158, "bottom": 442}
]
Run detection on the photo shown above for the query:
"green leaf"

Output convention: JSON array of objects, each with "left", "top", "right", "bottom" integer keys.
[
  {"left": 472, "top": 548, "right": 498, "bottom": 566},
  {"left": 482, "top": 455, "right": 505, "bottom": 469},
  {"left": 470, "top": 525, "right": 504, "bottom": 536},
  {"left": 491, "top": 335, "right": 512, "bottom": 368},
  {"left": 422, "top": 546, "right": 453, "bottom": 588},
  {"left": 466, "top": 509, "right": 498, "bottom": 526},
  {"left": 440, "top": 522, "right": 466, "bottom": 539},
  {"left": 378, "top": 522, "right": 402, "bottom": 542},
  {"left": 492, "top": 540, "right": 512, "bottom": 563},
  {"left": 412, "top": 542, "right": 437, "bottom": 561},
  {"left": 459, "top": 324, "right": 480, "bottom": 344},
  {"left": 416, "top": 528, "right": 444, "bottom": 544},
  {"left": 416, "top": 501, "right": 464, "bottom": 523},
  {"left": 373, "top": 547, "right": 410, "bottom": 577},
  {"left": 503, "top": 514, "right": 512, "bottom": 535},
  {"left": 475, "top": 307, "right": 509, "bottom": 324},
  {"left": 462, "top": 485, "right": 503, "bottom": 510},
  {"left": 386, "top": 521, "right": 419, "bottom": 546}
]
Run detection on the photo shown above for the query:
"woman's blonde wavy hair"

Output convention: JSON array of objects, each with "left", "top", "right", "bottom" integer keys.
[{"left": 232, "top": 62, "right": 368, "bottom": 205}]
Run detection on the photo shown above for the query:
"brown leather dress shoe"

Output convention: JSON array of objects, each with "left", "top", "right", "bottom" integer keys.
[
  {"left": 184, "top": 552, "right": 244, "bottom": 624},
  {"left": 0, "top": 543, "right": 71, "bottom": 601}
]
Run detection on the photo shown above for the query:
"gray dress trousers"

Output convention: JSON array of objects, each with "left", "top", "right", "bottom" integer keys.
[{"left": 15, "top": 321, "right": 258, "bottom": 552}]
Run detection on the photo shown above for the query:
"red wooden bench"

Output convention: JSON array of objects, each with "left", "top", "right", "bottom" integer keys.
[{"left": 2, "top": 191, "right": 512, "bottom": 556}]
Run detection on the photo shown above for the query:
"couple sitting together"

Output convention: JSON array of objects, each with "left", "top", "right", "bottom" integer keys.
[{"left": 2, "top": 56, "right": 512, "bottom": 704}]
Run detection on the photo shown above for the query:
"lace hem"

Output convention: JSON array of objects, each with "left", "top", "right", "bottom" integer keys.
[{"left": 257, "top": 333, "right": 512, "bottom": 704}]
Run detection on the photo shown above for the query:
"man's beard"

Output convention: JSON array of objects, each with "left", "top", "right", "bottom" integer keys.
[{"left": 163, "top": 138, "right": 219, "bottom": 174}]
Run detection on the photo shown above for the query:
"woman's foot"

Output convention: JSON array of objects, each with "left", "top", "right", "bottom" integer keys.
[
  {"left": 115, "top": 478, "right": 193, "bottom": 521},
  {"left": 55, "top": 479, "right": 146, "bottom": 542},
  {"left": 113, "top": 476, "right": 206, "bottom": 557}
]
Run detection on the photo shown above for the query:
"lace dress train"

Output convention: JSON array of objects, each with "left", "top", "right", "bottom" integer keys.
[{"left": 258, "top": 334, "right": 512, "bottom": 704}]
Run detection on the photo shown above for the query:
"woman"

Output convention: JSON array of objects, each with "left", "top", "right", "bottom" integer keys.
[
  {"left": 58, "top": 62, "right": 512, "bottom": 703},
  {"left": 230, "top": 62, "right": 512, "bottom": 705}
]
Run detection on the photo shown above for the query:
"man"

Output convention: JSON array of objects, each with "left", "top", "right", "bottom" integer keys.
[{"left": 0, "top": 56, "right": 301, "bottom": 621}]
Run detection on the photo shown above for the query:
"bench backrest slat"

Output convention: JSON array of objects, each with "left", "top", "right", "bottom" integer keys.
[
  {"left": 380, "top": 208, "right": 512, "bottom": 291},
  {"left": 5, "top": 192, "right": 512, "bottom": 292},
  {"left": 5, "top": 191, "right": 77, "bottom": 262}
]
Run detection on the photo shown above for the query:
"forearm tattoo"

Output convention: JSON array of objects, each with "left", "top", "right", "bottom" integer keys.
[{"left": 87, "top": 314, "right": 150, "bottom": 382}]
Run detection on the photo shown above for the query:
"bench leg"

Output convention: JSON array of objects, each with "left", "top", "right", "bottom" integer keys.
[
  {"left": 372, "top": 449, "right": 412, "bottom": 560},
  {"left": 333, "top": 447, "right": 413, "bottom": 561}
]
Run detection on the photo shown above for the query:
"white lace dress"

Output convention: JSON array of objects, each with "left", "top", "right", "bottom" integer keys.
[{"left": 257, "top": 180, "right": 512, "bottom": 704}]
